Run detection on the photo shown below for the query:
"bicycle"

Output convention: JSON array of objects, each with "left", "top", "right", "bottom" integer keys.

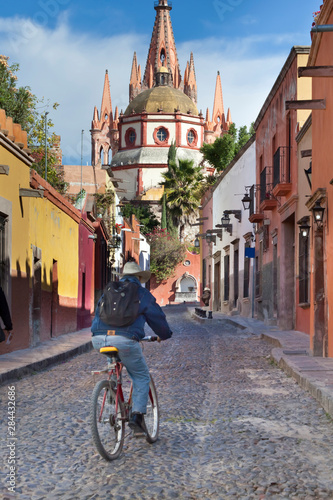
[{"left": 90, "top": 336, "right": 160, "bottom": 461}]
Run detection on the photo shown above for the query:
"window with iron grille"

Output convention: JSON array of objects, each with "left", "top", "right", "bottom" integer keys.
[
  {"left": 243, "top": 243, "right": 250, "bottom": 298},
  {"left": 260, "top": 168, "right": 267, "bottom": 203},
  {"left": 224, "top": 254, "right": 230, "bottom": 301},
  {"left": 249, "top": 185, "right": 255, "bottom": 216},
  {"left": 273, "top": 147, "right": 291, "bottom": 186},
  {"left": 299, "top": 233, "right": 309, "bottom": 303}
]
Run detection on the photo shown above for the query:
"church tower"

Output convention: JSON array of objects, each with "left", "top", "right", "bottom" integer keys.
[
  {"left": 142, "top": 0, "right": 182, "bottom": 90},
  {"left": 204, "top": 71, "right": 231, "bottom": 143},
  {"left": 91, "top": 1, "right": 231, "bottom": 172},
  {"left": 91, "top": 70, "right": 119, "bottom": 167}
]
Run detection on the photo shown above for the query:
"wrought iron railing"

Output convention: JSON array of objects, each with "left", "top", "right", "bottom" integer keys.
[{"left": 273, "top": 146, "right": 291, "bottom": 186}]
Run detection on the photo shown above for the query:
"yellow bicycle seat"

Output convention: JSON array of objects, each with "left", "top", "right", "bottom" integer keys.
[{"left": 100, "top": 347, "right": 119, "bottom": 355}]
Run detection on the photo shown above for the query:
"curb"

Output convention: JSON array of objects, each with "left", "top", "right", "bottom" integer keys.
[
  {"left": 271, "top": 348, "right": 333, "bottom": 418},
  {"left": 0, "top": 340, "right": 93, "bottom": 385}
]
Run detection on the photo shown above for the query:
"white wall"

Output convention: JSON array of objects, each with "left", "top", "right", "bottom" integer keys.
[{"left": 210, "top": 139, "right": 256, "bottom": 315}]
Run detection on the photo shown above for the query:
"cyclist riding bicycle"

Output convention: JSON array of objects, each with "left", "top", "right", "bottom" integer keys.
[{"left": 91, "top": 261, "right": 172, "bottom": 435}]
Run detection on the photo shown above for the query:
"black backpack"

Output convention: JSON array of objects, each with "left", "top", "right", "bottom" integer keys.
[{"left": 98, "top": 280, "right": 140, "bottom": 327}]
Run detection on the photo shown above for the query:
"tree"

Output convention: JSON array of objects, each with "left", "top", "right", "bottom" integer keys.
[
  {"left": 147, "top": 229, "right": 186, "bottom": 283},
  {"left": 160, "top": 158, "right": 204, "bottom": 241},
  {"left": 161, "top": 194, "right": 167, "bottom": 230},
  {"left": 0, "top": 55, "right": 64, "bottom": 193},
  {"left": 200, "top": 125, "right": 236, "bottom": 172},
  {"left": 120, "top": 203, "right": 159, "bottom": 235},
  {"left": 0, "top": 55, "right": 35, "bottom": 133},
  {"left": 200, "top": 123, "right": 255, "bottom": 172}
]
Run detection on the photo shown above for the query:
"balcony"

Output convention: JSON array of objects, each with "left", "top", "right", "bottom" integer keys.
[
  {"left": 248, "top": 184, "right": 264, "bottom": 223},
  {"left": 259, "top": 167, "right": 277, "bottom": 211},
  {"left": 272, "top": 146, "right": 292, "bottom": 197}
]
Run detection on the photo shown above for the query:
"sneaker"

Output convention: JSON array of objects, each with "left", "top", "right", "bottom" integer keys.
[{"left": 128, "top": 412, "right": 147, "bottom": 436}]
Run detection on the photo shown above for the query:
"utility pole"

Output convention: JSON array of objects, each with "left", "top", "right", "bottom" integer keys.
[{"left": 44, "top": 111, "right": 49, "bottom": 182}]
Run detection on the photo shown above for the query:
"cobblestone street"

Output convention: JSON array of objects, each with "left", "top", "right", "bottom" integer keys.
[{"left": 1, "top": 305, "right": 333, "bottom": 500}]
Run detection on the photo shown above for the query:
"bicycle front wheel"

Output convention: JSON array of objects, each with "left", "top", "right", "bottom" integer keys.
[
  {"left": 90, "top": 380, "right": 125, "bottom": 461},
  {"left": 145, "top": 376, "right": 159, "bottom": 443}
]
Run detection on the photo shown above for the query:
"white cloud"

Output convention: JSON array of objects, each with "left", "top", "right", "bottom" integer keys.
[{"left": 0, "top": 15, "right": 300, "bottom": 164}]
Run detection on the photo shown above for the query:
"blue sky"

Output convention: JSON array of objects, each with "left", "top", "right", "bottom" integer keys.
[{"left": 0, "top": 0, "right": 320, "bottom": 165}]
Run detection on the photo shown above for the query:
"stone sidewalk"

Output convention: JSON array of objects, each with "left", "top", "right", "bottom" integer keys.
[
  {"left": 191, "top": 308, "right": 333, "bottom": 419},
  {"left": 0, "top": 328, "right": 92, "bottom": 385},
  {"left": 1, "top": 311, "right": 333, "bottom": 418}
]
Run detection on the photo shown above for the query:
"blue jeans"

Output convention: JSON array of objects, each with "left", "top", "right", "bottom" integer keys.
[{"left": 92, "top": 335, "right": 150, "bottom": 414}]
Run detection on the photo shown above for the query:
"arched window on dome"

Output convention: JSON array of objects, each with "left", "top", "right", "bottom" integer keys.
[
  {"left": 186, "top": 128, "right": 198, "bottom": 147},
  {"left": 153, "top": 126, "right": 169, "bottom": 145},
  {"left": 125, "top": 128, "right": 137, "bottom": 148}
]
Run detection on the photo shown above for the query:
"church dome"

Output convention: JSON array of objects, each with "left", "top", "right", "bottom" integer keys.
[{"left": 124, "top": 86, "right": 199, "bottom": 116}]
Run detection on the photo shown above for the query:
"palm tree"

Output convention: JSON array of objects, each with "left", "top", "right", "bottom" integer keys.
[{"left": 160, "top": 158, "right": 204, "bottom": 241}]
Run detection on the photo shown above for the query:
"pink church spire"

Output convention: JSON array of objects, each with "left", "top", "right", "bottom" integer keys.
[
  {"left": 142, "top": 0, "right": 182, "bottom": 89},
  {"left": 100, "top": 70, "right": 113, "bottom": 123},
  {"left": 212, "top": 71, "right": 224, "bottom": 127},
  {"left": 184, "top": 52, "right": 197, "bottom": 104},
  {"left": 129, "top": 52, "right": 141, "bottom": 102}
]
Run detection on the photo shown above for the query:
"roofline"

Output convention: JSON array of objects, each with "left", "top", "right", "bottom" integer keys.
[
  {"left": 308, "top": 2, "right": 333, "bottom": 65},
  {"left": 254, "top": 46, "right": 310, "bottom": 130},
  {"left": 0, "top": 131, "right": 34, "bottom": 167}
]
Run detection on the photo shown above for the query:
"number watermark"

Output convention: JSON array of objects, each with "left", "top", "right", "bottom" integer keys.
[{"left": 5, "top": 386, "right": 16, "bottom": 494}]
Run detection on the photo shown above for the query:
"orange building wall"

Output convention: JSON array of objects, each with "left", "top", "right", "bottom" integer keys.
[{"left": 309, "top": 8, "right": 333, "bottom": 356}]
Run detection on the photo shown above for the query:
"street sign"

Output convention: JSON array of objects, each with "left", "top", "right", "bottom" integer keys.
[{"left": 245, "top": 247, "right": 255, "bottom": 259}]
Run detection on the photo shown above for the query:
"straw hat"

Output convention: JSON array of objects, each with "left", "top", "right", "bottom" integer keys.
[{"left": 119, "top": 261, "right": 151, "bottom": 283}]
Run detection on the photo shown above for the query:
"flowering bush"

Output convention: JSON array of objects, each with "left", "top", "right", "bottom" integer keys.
[
  {"left": 312, "top": 9, "right": 321, "bottom": 26},
  {"left": 147, "top": 229, "right": 186, "bottom": 283}
]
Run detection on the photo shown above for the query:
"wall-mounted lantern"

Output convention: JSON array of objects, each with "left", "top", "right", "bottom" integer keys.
[
  {"left": 312, "top": 200, "right": 325, "bottom": 228},
  {"left": 206, "top": 233, "right": 216, "bottom": 244},
  {"left": 221, "top": 212, "right": 230, "bottom": 227},
  {"left": 297, "top": 216, "right": 310, "bottom": 238},
  {"left": 194, "top": 237, "right": 200, "bottom": 248},
  {"left": 241, "top": 192, "right": 252, "bottom": 211}
]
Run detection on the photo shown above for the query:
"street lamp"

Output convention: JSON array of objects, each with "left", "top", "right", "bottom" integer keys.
[
  {"left": 241, "top": 192, "right": 252, "bottom": 210},
  {"left": 221, "top": 212, "right": 230, "bottom": 227},
  {"left": 194, "top": 237, "right": 200, "bottom": 248},
  {"left": 312, "top": 200, "right": 325, "bottom": 228},
  {"left": 298, "top": 217, "right": 310, "bottom": 238}
]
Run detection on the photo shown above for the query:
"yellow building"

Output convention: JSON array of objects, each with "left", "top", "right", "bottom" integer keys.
[{"left": 0, "top": 109, "right": 95, "bottom": 353}]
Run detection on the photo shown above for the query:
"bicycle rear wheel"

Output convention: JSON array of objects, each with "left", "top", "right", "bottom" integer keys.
[
  {"left": 90, "top": 380, "right": 125, "bottom": 461},
  {"left": 145, "top": 376, "right": 159, "bottom": 443}
]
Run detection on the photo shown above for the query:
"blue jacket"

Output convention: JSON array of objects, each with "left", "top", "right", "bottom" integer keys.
[{"left": 91, "top": 276, "right": 173, "bottom": 341}]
